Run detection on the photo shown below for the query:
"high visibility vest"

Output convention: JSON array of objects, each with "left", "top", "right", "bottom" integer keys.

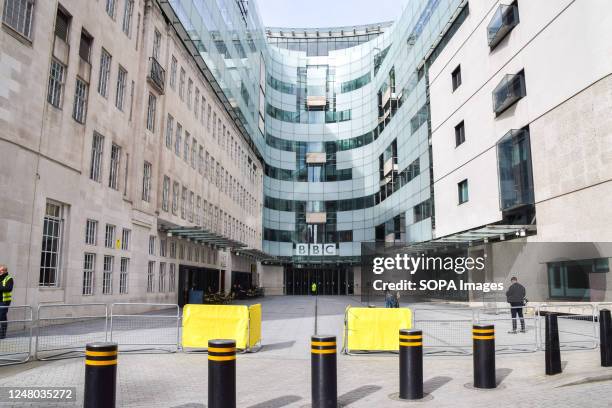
[
  {"left": 311, "top": 283, "right": 317, "bottom": 292},
  {"left": 1, "top": 275, "right": 12, "bottom": 302}
]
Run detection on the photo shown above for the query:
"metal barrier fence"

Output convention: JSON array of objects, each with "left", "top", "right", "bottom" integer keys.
[
  {"left": 0, "top": 305, "right": 33, "bottom": 365},
  {"left": 476, "top": 306, "right": 539, "bottom": 353},
  {"left": 539, "top": 303, "right": 597, "bottom": 350},
  {"left": 109, "top": 303, "right": 180, "bottom": 352},
  {"left": 413, "top": 307, "right": 475, "bottom": 355},
  {"left": 36, "top": 303, "right": 109, "bottom": 360}
]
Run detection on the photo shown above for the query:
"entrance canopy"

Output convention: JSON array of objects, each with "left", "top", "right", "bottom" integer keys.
[
  {"left": 164, "top": 227, "right": 246, "bottom": 250},
  {"left": 234, "top": 248, "right": 276, "bottom": 261}
]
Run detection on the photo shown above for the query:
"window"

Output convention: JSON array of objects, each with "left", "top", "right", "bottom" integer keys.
[
  {"left": 175, "top": 123, "right": 182, "bottom": 156},
  {"left": 169, "top": 264, "right": 176, "bottom": 292},
  {"left": 54, "top": 7, "right": 71, "bottom": 42},
  {"left": 493, "top": 70, "right": 526, "bottom": 115},
  {"left": 183, "top": 132, "right": 190, "bottom": 162},
  {"left": 194, "top": 88, "right": 200, "bottom": 117},
  {"left": 169, "top": 242, "right": 176, "bottom": 258},
  {"left": 121, "top": 0, "right": 134, "bottom": 36},
  {"left": 172, "top": 181, "right": 179, "bottom": 215},
  {"left": 47, "top": 60, "right": 65, "bottom": 108},
  {"left": 181, "top": 187, "right": 187, "bottom": 219},
  {"left": 72, "top": 78, "right": 88, "bottom": 123},
  {"left": 146, "top": 93, "right": 156, "bottom": 132},
  {"left": 198, "top": 146, "right": 204, "bottom": 174},
  {"left": 179, "top": 68, "right": 185, "bottom": 100},
  {"left": 85, "top": 219, "right": 97, "bottom": 245},
  {"left": 105, "top": 224, "right": 116, "bottom": 248},
  {"left": 149, "top": 235, "right": 156, "bottom": 255},
  {"left": 165, "top": 114, "right": 174, "bottom": 149},
  {"left": 159, "top": 262, "right": 166, "bottom": 292},
  {"left": 147, "top": 261, "right": 155, "bottom": 293},
  {"left": 188, "top": 191, "right": 194, "bottom": 222},
  {"left": 488, "top": 2, "right": 519, "bottom": 49},
  {"left": 40, "top": 202, "right": 63, "bottom": 287},
  {"left": 162, "top": 175, "right": 170, "bottom": 211},
  {"left": 169, "top": 56, "right": 177, "bottom": 89},
  {"left": 160, "top": 239, "right": 167, "bottom": 257},
  {"left": 98, "top": 49, "right": 112, "bottom": 97},
  {"left": 497, "top": 127, "right": 534, "bottom": 210},
  {"left": 2, "top": 0, "right": 35, "bottom": 39},
  {"left": 90, "top": 132, "right": 104, "bottom": 182},
  {"left": 121, "top": 228, "right": 130, "bottom": 250},
  {"left": 79, "top": 30, "right": 93, "bottom": 62},
  {"left": 142, "top": 161, "right": 152, "bottom": 202},
  {"left": 116, "top": 66, "right": 127, "bottom": 110},
  {"left": 187, "top": 79, "right": 193, "bottom": 109},
  {"left": 105, "top": 0, "right": 116, "bottom": 18},
  {"left": 109, "top": 143, "right": 121, "bottom": 190},
  {"left": 103, "top": 255, "right": 113, "bottom": 294},
  {"left": 452, "top": 65, "right": 462, "bottom": 91},
  {"left": 152, "top": 29, "right": 161, "bottom": 60},
  {"left": 82, "top": 253, "right": 95, "bottom": 295},
  {"left": 119, "top": 257, "right": 129, "bottom": 294},
  {"left": 455, "top": 121, "right": 465, "bottom": 146},
  {"left": 191, "top": 139, "right": 197, "bottom": 168},
  {"left": 458, "top": 179, "right": 469, "bottom": 204}
]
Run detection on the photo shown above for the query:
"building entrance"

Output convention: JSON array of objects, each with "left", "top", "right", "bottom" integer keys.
[{"left": 284, "top": 264, "right": 354, "bottom": 295}]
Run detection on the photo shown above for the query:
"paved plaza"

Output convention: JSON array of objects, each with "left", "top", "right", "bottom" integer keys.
[{"left": 1, "top": 296, "right": 611, "bottom": 407}]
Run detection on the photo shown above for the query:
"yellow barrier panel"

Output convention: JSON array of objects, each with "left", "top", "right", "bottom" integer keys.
[
  {"left": 248, "top": 304, "right": 262, "bottom": 348},
  {"left": 183, "top": 304, "right": 249, "bottom": 350},
  {"left": 345, "top": 307, "right": 412, "bottom": 352}
]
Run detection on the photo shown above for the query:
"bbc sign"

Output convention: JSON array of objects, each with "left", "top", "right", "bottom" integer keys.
[{"left": 295, "top": 243, "right": 337, "bottom": 256}]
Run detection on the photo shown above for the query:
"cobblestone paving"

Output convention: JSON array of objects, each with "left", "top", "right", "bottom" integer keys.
[{"left": 0, "top": 296, "right": 610, "bottom": 407}]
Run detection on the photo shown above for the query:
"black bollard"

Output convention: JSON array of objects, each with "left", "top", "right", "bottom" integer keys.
[
  {"left": 599, "top": 309, "right": 612, "bottom": 367},
  {"left": 399, "top": 329, "right": 423, "bottom": 400},
  {"left": 208, "top": 339, "right": 236, "bottom": 408},
  {"left": 544, "top": 314, "right": 562, "bottom": 375},
  {"left": 311, "top": 334, "right": 337, "bottom": 408},
  {"left": 84, "top": 342, "right": 118, "bottom": 408},
  {"left": 472, "top": 324, "right": 496, "bottom": 389}
]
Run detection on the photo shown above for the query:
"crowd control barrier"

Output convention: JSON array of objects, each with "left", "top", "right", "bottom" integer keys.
[
  {"left": 0, "top": 305, "right": 33, "bottom": 366},
  {"left": 109, "top": 303, "right": 180, "bottom": 352},
  {"left": 476, "top": 306, "right": 539, "bottom": 353},
  {"left": 182, "top": 304, "right": 262, "bottom": 352},
  {"left": 36, "top": 303, "right": 108, "bottom": 360},
  {"left": 343, "top": 306, "right": 412, "bottom": 354}
]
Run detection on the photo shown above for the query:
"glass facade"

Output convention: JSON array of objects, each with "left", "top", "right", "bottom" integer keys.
[{"left": 163, "top": 0, "right": 467, "bottom": 263}]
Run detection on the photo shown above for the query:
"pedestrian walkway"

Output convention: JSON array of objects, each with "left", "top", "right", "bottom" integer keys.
[{"left": 0, "top": 296, "right": 610, "bottom": 407}]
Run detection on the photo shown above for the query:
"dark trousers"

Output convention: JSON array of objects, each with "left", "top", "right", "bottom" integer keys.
[
  {"left": 0, "top": 301, "right": 10, "bottom": 339},
  {"left": 509, "top": 302, "right": 525, "bottom": 331}
]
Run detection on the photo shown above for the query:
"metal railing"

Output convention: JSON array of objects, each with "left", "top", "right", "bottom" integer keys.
[
  {"left": 0, "top": 305, "right": 33, "bottom": 366},
  {"left": 109, "top": 303, "right": 180, "bottom": 353},
  {"left": 539, "top": 303, "right": 598, "bottom": 350},
  {"left": 36, "top": 303, "right": 109, "bottom": 360},
  {"left": 476, "top": 306, "right": 539, "bottom": 353},
  {"left": 148, "top": 57, "right": 166, "bottom": 93},
  {"left": 412, "top": 307, "right": 475, "bottom": 355}
]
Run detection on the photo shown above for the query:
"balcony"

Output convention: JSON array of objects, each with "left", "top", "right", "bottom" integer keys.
[
  {"left": 487, "top": 3, "right": 519, "bottom": 49},
  {"left": 492, "top": 70, "right": 525, "bottom": 115},
  {"left": 306, "top": 212, "right": 327, "bottom": 224},
  {"left": 147, "top": 57, "right": 166, "bottom": 94},
  {"left": 306, "top": 95, "right": 327, "bottom": 109}
]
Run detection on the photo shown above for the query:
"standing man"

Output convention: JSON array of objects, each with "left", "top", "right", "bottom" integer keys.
[
  {"left": 311, "top": 281, "right": 317, "bottom": 296},
  {"left": 0, "top": 265, "right": 14, "bottom": 339},
  {"left": 505, "top": 276, "right": 526, "bottom": 333}
]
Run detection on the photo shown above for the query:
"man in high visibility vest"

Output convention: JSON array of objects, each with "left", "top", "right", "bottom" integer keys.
[
  {"left": 0, "top": 265, "right": 13, "bottom": 339},
  {"left": 311, "top": 282, "right": 317, "bottom": 296}
]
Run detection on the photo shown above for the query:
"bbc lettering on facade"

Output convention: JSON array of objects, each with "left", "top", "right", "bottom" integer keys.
[{"left": 295, "top": 244, "right": 337, "bottom": 256}]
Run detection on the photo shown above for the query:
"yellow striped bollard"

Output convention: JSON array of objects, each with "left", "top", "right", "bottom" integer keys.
[
  {"left": 311, "top": 335, "right": 337, "bottom": 408},
  {"left": 84, "top": 342, "right": 118, "bottom": 408},
  {"left": 399, "top": 329, "right": 423, "bottom": 399},
  {"left": 208, "top": 339, "right": 237, "bottom": 408},
  {"left": 472, "top": 324, "right": 496, "bottom": 389}
]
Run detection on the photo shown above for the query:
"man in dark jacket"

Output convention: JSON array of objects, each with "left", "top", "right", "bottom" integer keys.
[
  {"left": 506, "top": 276, "right": 526, "bottom": 333},
  {"left": 0, "top": 265, "right": 14, "bottom": 339}
]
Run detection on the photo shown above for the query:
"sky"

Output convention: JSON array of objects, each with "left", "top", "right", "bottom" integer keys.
[{"left": 255, "top": 0, "right": 411, "bottom": 28}]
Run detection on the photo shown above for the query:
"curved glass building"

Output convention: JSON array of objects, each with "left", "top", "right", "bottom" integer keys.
[{"left": 162, "top": 0, "right": 470, "bottom": 294}]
